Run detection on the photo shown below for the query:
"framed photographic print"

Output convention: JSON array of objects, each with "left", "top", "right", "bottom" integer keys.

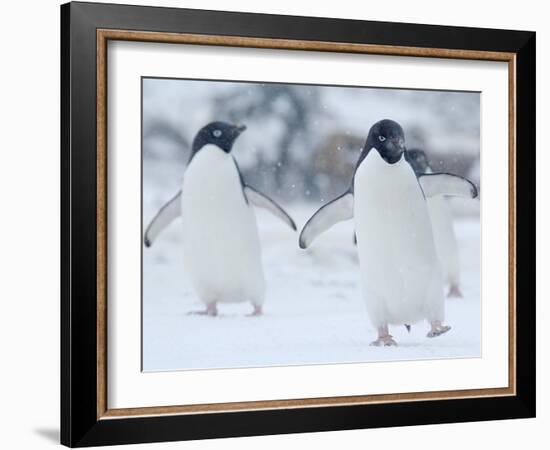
[{"left": 61, "top": 1, "right": 536, "bottom": 447}]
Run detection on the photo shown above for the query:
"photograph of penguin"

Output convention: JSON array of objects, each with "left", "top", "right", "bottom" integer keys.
[
  {"left": 407, "top": 148, "right": 464, "bottom": 298},
  {"left": 144, "top": 121, "right": 297, "bottom": 317},
  {"left": 299, "top": 119, "right": 478, "bottom": 346}
]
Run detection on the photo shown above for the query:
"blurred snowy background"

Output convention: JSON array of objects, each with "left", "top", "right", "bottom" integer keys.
[{"left": 142, "top": 78, "right": 481, "bottom": 372}]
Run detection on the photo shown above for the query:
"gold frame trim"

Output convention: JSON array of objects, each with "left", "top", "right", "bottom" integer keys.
[{"left": 96, "top": 29, "right": 517, "bottom": 420}]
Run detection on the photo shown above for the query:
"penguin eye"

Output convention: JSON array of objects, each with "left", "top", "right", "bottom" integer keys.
[
  {"left": 378, "top": 135, "right": 386, "bottom": 142},
  {"left": 212, "top": 129, "right": 222, "bottom": 138}
]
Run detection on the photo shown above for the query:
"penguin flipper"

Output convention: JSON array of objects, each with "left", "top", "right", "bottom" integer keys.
[
  {"left": 144, "top": 190, "right": 182, "bottom": 247},
  {"left": 299, "top": 191, "right": 354, "bottom": 249},
  {"left": 419, "top": 173, "right": 478, "bottom": 199},
  {"left": 243, "top": 185, "right": 297, "bottom": 231}
]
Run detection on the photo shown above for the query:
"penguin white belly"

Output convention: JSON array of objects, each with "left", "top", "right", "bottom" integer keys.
[
  {"left": 427, "top": 196, "right": 460, "bottom": 287},
  {"left": 354, "top": 150, "right": 444, "bottom": 327},
  {"left": 180, "top": 145, "right": 265, "bottom": 305}
]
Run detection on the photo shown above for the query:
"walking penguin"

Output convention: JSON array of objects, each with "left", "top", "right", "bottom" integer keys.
[
  {"left": 407, "top": 148, "right": 464, "bottom": 298},
  {"left": 144, "top": 121, "right": 297, "bottom": 317},
  {"left": 299, "top": 119, "right": 478, "bottom": 345}
]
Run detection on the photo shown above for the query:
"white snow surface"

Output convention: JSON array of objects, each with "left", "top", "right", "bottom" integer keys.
[{"left": 142, "top": 189, "right": 481, "bottom": 372}]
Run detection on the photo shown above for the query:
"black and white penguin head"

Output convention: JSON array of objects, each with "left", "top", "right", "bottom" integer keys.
[
  {"left": 406, "top": 148, "right": 431, "bottom": 174},
  {"left": 365, "top": 119, "right": 406, "bottom": 164},
  {"left": 191, "top": 121, "right": 246, "bottom": 155}
]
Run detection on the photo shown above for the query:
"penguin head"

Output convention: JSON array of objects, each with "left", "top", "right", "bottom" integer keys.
[
  {"left": 365, "top": 119, "right": 406, "bottom": 164},
  {"left": 191, "top": 121, "right": 247, "bottom": 155},
  {"left": 406, "top": 148, "right": 431, "bottom": 174}
]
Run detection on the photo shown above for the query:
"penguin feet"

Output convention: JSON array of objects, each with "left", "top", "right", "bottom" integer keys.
[
  {"left": 447, "top": 285, "right": 463, "bottom": 298},
  {"left": 370, "top": 335, "right": 398, "bottom": 346},
  {"left": 188, "top": 303, "right": 218, "bottom": 317},
  {"left": 247, "top": 304, "right": 263, "bottom": 317},
  {"left": 371, "top": 325, "right": 397, "bottom": 346},
  {"left": 427, "top": 321, "right": 451, "bottom": 338}
]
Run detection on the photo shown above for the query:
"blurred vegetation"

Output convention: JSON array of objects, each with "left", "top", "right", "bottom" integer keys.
[{"left": 143, "top": 79, "right": 480, "bottom": 203}]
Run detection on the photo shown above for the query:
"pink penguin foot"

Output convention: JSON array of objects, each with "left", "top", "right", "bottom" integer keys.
[
  {"left": 447, "top": 285, "right": 463, "bottom": 298},
  {"left": 247, "top": 304, "right": 263, "bottom": 317},
  {"left": 370, "top": 326, "right": 398, "bottom": 346},
  {"left": 370, "top": 335, "right": 398, "bottom": 346},
  {"left": 188, "top": 303, "right": 218, "bottom": 317},
  {"left": 427, "top": 321, "right": 451, "bottom": 338}
]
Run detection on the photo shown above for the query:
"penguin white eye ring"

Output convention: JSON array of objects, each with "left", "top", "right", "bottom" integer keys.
[
  {"left": 378, "top": 135, "right": 386, "bottom": 142},
  {"left": 212, "top": 129, "right": 222, "bottom": 138}
]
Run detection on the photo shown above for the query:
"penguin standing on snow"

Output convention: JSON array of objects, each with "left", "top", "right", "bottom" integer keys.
[
  {"left": 144, "top": 121, "right": 296, "bottom": 317},
  {"left": 299, "top": 119, "right": 477, "bottom": 346},
  {"left": 407, "top": 148, "right": 464, "bottom": 298}
]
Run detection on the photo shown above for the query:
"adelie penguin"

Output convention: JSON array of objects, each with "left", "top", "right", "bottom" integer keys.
[
  {"left": 407, "top": 148, "right": 464, "bottom": 298},
  {"left": 299, "top": 119, "right": 478, "bottom": 346},
  {"left": 144, "top": 121, "right": 297, "bottom": 317}
]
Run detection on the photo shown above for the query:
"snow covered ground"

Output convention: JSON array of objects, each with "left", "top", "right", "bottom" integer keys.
[{"left": 142, "top": 193, "right": 481, "bottom": 372}]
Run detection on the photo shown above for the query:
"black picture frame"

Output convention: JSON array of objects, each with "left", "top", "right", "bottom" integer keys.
[{"left": 61, "top": 1, "right": 535, "bottom": 447}]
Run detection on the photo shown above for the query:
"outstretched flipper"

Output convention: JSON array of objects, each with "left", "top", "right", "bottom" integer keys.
[
  {"left": 144, "top": 190, "right": 182, "bottom": 247},
  {"left": 299, "top": 191, "right": 354, "bottom": 249},
  {"left": 419, "top": 173, "right": 478, "bottom": 199},
  {"left": 243, "top": 185, "right": 297, "bottom": 231}
]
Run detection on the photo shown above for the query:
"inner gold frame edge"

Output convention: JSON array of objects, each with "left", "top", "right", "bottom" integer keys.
[{"left": 95, "top": 28, "right": 517, "bottom": 420}]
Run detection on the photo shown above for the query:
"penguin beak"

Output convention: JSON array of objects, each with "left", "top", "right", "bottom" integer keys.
[{"left": 236, "top": 124, "right": 247, "bottom": 134}]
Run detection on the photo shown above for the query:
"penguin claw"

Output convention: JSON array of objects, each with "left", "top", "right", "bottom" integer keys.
[
  {"left": 370, "top": 336, "right": 398, "bottom": 347},
  {"left": 187, "top": 304, "right": 218, "bottom": 317},
  {"left": 427, "top": 325, "right": 451, "bottom": 338},
  {"left": 187, "top": 310, "right": 217, "bottom": 317}
]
